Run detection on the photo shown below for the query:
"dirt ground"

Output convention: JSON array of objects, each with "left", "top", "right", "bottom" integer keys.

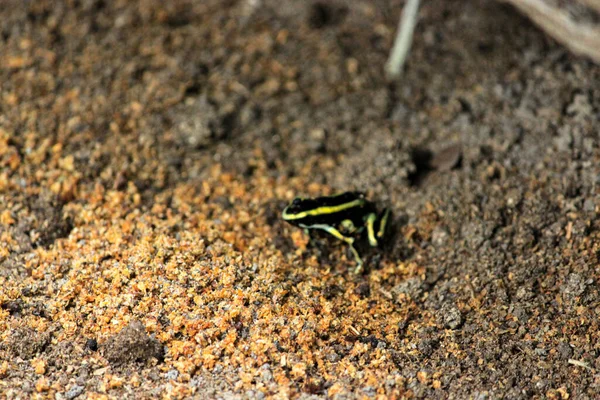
[{"left": 1, "top": 0, "right": 599, "bottom": 398}]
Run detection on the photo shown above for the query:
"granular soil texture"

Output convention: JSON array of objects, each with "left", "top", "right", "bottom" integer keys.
[{"left": 1, "top": 0, "right": 600, "bottom": 398}]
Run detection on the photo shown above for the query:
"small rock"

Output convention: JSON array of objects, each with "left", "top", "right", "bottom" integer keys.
[
  {"left": 102, "top": 320, "right": 164, "bottom": 366},
  {"left": 554, "top": 125, "right": 572, "bottom": 152},
  {"left": 307, "top": 128, "right": 327, "bottom": 152},
  {"left": 326, "top": 349, "right": 340, "bottom": 363},
  {"left": 417, "top": 339, "right": 437, "bottom": 357},
  {"left": 85, "top": 338, "right": 98, "bottom": 351},
  {"left": 566, "top": 93, "right": 592, "bottom": 119},
  {"left": 172, "top": 95, "right": 228, "bottom": 149},
  {"left": 354, "top": 282, "right": 370, "bottom": 298},
  {"left": 535, "top": 379, "right": 548, "bottom": 390},
  {"left": 7, "top": 327, "right": 51, "bottom": 359},
  {"left": 473, "top": 392, "right": 490, "bottom": 400},
  {"left": 64, "top": 384, "right": 85, "bottom": 400},
  {"left": 512, "top": 306, "right": 529, "bottom": 323},
  {"left": 431, "top": 227, "right": 448, "bottom": 247},
  {"left": 259, "top": 364, "right": 273, "bottom": 382},
  {"left": 430, "top": 143, "right": 462, "bottom": 171},
  {"left": 1, "top": 300, "right": 23, "bottom": 315},
  {"left": 362, "top": 386, "right": 376, "bottom": 397},
  {"left": 557, "top": 342, "right": 573, "bottom": 360},
  {"left": 561, "top": 273, "right": 587, "bottom": 298},
  {"left": 582, "top": 198, "right": 595, "bottom": 212},
  {"left": 165, "top": 369, "right": 179, "bottom": 380},
  {"left": 392, "top": 277, "right": 423, "bottom": 300},
  {"left": 515, "top": 287, "right": 533, "bottom": 300},
  {"left": 440, "top": 304, "right": 463, "bottom": 329}
]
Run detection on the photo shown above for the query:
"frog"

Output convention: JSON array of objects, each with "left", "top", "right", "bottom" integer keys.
[{"left": 281, "top": 191, "right": 390, "bottom": 273}]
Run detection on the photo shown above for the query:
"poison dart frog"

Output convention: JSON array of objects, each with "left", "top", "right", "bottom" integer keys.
[{"left": 282, "top": 192, "right": 390, "bottom": 273}]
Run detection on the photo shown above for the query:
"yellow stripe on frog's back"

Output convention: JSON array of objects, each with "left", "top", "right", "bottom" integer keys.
[{"left": 282, "top": 198, "right": 365, "bottom": 220}]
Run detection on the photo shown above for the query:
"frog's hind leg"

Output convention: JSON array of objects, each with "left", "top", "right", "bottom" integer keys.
[
  {"left": 376, "top": 208, "right": 391, "bottom": 240},
  {"left": 365, "top": 212, "right": 378, "bottom": 247},
  {"left": 300, "top": 223, "right": 364, "bottom": 272}
]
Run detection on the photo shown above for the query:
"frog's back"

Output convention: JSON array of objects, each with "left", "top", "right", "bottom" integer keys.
[{"left": 282, "top": 192, "right": 374, "bottom": 227}]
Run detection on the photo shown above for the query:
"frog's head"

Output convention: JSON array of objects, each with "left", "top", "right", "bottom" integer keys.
[{"left": 281, "top": 197, "right": 318, "bottom": 221}]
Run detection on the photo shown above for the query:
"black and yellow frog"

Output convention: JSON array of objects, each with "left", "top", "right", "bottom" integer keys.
[{"left": 282, "top": 192, "right": 390, "bottom": 273}]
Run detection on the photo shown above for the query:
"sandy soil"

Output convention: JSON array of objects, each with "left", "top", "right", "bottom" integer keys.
[{"left": 1, "top": 0, "right": 599, "bottom": 398}]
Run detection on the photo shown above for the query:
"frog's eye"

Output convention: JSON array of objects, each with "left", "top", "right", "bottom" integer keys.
[{"left": 292, "top": 197, "right": 302, "bottom": 205}]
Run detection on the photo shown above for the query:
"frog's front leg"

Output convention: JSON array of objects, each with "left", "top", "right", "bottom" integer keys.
[
  {"left": 303, "top": 228, "right": 321, "bottom": 249},
  {"left": 365, "top": 208, "right": 391, "bottom": 247},
  {"left": 300, "top": 223, "right": 364, "bottom": 272}
]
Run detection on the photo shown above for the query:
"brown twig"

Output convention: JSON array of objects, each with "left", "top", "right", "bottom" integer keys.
[{"left": 502, "top": 0, "right": 600, "bottom": 64}]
